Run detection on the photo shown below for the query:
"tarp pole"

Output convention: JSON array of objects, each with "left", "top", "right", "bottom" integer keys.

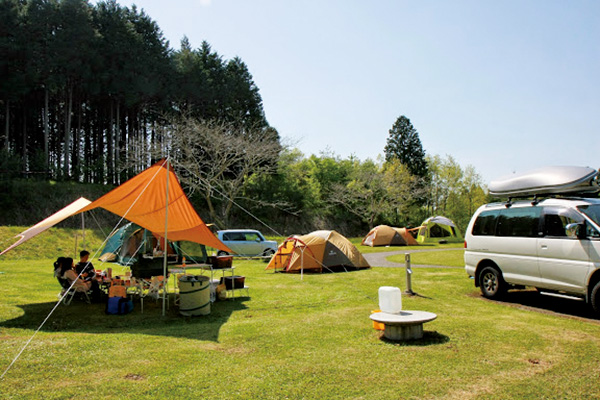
[
  {"left": 81, "top": 212, "right": 85, "bottom": 251},
  {"left": 162, "top": 159, "right": 170, "bottom": 316},
  {"left": 301, "top": 247, "right": 304, "bottom": 281}
]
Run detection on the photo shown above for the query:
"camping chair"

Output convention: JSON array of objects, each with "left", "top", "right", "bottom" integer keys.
[
  {"left": 138, "top": 276, "right": 167, "bottom": 313},
  {"left": 57, "top": 277, "right": 91, "bottom": 305}
]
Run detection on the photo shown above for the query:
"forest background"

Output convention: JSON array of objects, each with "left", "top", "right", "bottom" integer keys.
[{"left": 0, "top": 0, "right": 488, "bottom": 237}]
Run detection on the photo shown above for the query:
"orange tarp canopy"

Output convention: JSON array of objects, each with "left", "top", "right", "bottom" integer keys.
[
  {"left": 0, "top": 197, "right": 92, "bottom": 256},
  {"left": 79, "top": 159, "right": 230, "bottom": 252}
]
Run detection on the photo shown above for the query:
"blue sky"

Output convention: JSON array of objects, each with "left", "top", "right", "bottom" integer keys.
[{"left": 117, "top": 0, "right": 599, "bottom": 184}]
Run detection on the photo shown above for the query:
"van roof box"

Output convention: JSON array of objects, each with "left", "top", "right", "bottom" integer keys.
[{"left": 489, "top": 166, "right": 599, "bottom": 198}]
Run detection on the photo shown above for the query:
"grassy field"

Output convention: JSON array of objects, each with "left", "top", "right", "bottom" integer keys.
[
  {"left": 388, "top": 249, "right": 466, "bottom": 267},
  {"left": 1, "top": 229, "right": 600, "bottom": 398}
]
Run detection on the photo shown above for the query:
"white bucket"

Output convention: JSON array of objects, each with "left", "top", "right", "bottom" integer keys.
[
  {"left": 378, "top": 286, "right": 402, "bottom": 314},
  {"left": 178, "top": 275, "right": 210, "bottom": 316}
]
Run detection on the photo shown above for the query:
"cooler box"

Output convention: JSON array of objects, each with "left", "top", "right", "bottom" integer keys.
[
  {"left": 220, "top": 275, "right": 245, "bottom": 290},
  {"left": 207, "top": 256, "right": 233, "bottom": 269}
]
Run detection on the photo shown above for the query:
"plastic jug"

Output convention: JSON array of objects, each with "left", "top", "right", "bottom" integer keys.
[{"left": 378, "top": 286, "right": 402, "bottom": 314}]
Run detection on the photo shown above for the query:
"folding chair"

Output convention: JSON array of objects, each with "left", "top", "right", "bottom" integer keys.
[
  {"left": 57, "top": 277, "right": 91, "bottom": 305},
  {"left": 138, "top": 276, "right": 167, "bottom": 313}
]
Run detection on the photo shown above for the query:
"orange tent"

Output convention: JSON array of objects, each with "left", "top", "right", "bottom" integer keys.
[{"left": 0, "top": 159, "right": 230, "bottom": 255}]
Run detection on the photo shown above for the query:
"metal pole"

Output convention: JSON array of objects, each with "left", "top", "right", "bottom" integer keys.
[
  {"left": 81, "top": 213, "right": 85, "bottom": 251},
  {"left": 162, "top": 159, "right": 170, "bottom": 316},
  {"left": 405, "top": 253, "right": 414, "bottom": 295},
  {"left": 300, "top": 247, "right": 304, "bottom": 281}
]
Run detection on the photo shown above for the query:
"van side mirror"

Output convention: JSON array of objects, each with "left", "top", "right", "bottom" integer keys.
[{"left": 566, "top": 222, "right": 586, "bottom": 239}]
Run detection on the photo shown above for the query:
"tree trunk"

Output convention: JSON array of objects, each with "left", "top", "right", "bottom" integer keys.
[
  {"left": 107, "top": 99, "right": 114, "bottom": 185},
  {"left": 63, "top": 86, "right": 73, "bottom": 178},
  {"left": 43, "top": 89, "right": 49, "bottom": 177},
  {"left": 115, "top": 101, "right": 121, "bottom": 184},
  {"left": 21, "top": 107, "right": 27, "bottom": 177},
  {"left": 96, "top": 107, "right": 104, "bottom": 183},
  {"left": 4, "top": 100, "right": 9, "bottom": 150},
  {"left": 72, "top": 101, "right": 82, "bottom": 181},
  {"left": 205, "top": 190, "right": 223, "bottom": 228}
]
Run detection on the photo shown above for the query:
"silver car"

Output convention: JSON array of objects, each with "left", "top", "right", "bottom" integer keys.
[{"left": 217, "top": 229, "right": 278, "bottom": 257}]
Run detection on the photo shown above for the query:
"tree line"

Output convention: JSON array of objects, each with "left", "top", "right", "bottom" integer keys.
[
  {"left": 231, "top": 116, "right": 488, "bottom": 236},
  {"left": 0, "top": 0, "right": 488, "bottom": 236},
  {"left": 0, "top": 0, "right": 270, "bottom": 184}
]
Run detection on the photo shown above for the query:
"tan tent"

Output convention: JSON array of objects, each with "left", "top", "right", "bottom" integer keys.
[
  {"left": 266, "top": 230, "right": 370, "bottom": 273},
  {"left": 361, "top": 225, "right": 419, "bottom": 247}
]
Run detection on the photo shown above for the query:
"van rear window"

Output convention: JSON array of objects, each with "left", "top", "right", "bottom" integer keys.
[
  {"left": 472, "top": 206, "right": 541, "bottom": 237},
  {"left": 472, "top": 210, "right": 499, "bottom": 236}
]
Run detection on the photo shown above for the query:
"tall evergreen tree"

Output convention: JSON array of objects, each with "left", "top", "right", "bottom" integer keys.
[{"left": 384, "top": 115, "right": 428, "bottom": 178}]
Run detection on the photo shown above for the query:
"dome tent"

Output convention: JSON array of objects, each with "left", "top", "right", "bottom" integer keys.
[
  {"left": 416, "top": 216, "right": 462, "bottom": 244},
  {"left": 266, "top": 230, "right": 370, "bottom": 273},
  {"left": 361, "top": 225, "right": 419, "bottom": 247}
]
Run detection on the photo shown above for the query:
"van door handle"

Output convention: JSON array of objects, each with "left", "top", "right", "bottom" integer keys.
[{"left": 540, "top": 245, "right": 548, "bottom": 249}]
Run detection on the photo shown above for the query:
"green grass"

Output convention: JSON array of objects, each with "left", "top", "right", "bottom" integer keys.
[
  {"left": 388, "top": 249, "right": 466, "bottom": 267},
  {"left": 1, "top": 229, "right": 600, "bottom": 398}
]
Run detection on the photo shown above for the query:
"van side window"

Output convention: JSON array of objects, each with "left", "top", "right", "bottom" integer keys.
[
  {"left": 497, "top": 207, "right": 541, "bottom": 237},
  {"left": 542, "top": 207, "right": 583, "bottom": 238},
  {"left": 472, "top": 210, "right": 499, "bottom": 236},
  {"left": 245, "top": 232, "right": 261, "bottom": 241},
  {"left": 224, "top": 232, "right": 245, "bottom": 241}
]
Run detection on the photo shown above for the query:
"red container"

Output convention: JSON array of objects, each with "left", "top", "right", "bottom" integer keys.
[
  {"left": 208, "top": 256, "right": 233, "bottom": 269},
  {"left": 221, "top": 275, "right": 245, "bottom": 290}
]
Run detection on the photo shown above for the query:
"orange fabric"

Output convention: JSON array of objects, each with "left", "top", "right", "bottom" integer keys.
[
  {"left": 0, "top": 197, "right": 92, "bottom": 256},
  {"left": 79, "top": 159, "right": 230, "bottom": 252},
  {"left": 395, "top": 227, "right": 419, "bottom": 246}
]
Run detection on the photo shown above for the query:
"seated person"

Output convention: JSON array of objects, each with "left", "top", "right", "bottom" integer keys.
[
  {"left": 57, "top": 257, "right": 91, "bottom": 292},
  {"left": 75, "top": 250, "right": 96, "bottom": 281},
  {"left": 53, "top": 257, "right": 66, "bottom": 279}
]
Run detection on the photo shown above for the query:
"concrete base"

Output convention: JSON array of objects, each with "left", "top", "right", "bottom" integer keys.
[
  {"left": 370, "top": 310, "right": 437, "bottom": 341},
  {"left": 384, "top": 323, "right": 424, "bottom": 340}
]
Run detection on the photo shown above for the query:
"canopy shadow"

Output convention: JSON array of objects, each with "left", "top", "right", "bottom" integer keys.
[{"left": 0, "top": 297, "right": 249, "bottom": 342}]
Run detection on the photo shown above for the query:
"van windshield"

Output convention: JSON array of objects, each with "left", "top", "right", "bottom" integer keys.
[{"left": 577, "top": 204, "right": 600, "bottom": 227}]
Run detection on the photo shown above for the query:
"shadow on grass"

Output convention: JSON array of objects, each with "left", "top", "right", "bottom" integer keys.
[
  {"left": 0, "top": 296, "right": 249, "bottom": 341},
  {"left": 379, "top": 330, "right": 450, "bottom": 346},
  {"left": 481, "top": 290, "right": 600, "bottom": 322}
]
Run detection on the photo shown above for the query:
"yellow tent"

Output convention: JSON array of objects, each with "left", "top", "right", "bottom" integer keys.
[
  {"left": 266, "top": 230, "right": 370, "bottom": 273},
  {"left": 361, "top": 225, "right": 419, "bottom": 247}
]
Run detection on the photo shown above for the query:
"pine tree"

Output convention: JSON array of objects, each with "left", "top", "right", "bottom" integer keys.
[{"left": 384, "top": 115, "right": 428, "bottom": 178}]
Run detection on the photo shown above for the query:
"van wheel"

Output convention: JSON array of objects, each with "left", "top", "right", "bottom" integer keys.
[
  {"left": 591, "top": 282, "right": 600, "bottom": 314},
  {"left": 479, "top": 266, "right": 506, "bottom": 299}
]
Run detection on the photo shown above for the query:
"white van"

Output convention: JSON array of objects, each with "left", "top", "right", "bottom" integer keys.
[{"left": 464, "top": 197, "right": 600, "bottom": 313}]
